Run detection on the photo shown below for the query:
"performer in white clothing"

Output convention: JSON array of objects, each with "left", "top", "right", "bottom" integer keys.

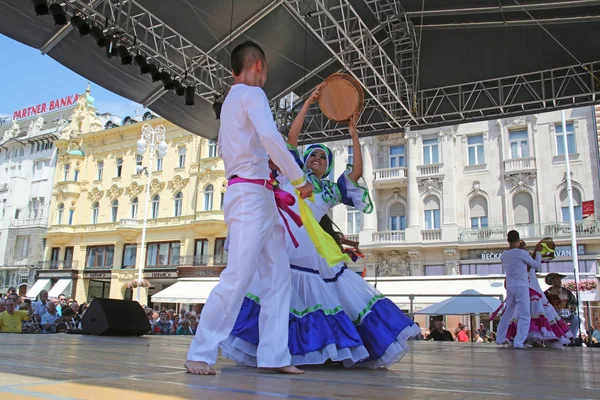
[
  {"left": 185, "top": 41, "right": 313, "bottom": 375},
  {"left": 496, "top": 230, "right": 542, "bottom": 349}
]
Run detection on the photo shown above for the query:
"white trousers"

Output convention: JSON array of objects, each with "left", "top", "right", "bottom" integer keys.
[
  {"left": 496, "top": 286, "right": 530, "bottom": 347},
  {"left": 187, "top": 183, "right": 292, "bottom": 367}
]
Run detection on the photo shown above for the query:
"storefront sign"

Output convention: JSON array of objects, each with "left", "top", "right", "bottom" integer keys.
[
  {"left": 553, "top": 245, "right": 585, "bottom": 257},
  {"left": 144, "top": 271, "right": 178, "bottom": 279},
  {"left": 12, "top": 94, "right": 79, "bottom": 120},
  {"left": 38, "top": 271, "right": 76, "bottom": 279},
  {"left": 178, "top": 267, "right": 225, "bottom": 278},
  {"left": 480, "top": 252, "right": 502, "bottom": 260},
  {"left": 468, "top": 245, "right": 585, "bottom": 260},
  {"left": 83, "top": 272, "right": 111, "bottom": 279},
  {"left": 583, "top": 200, "right": 595, "bottom": 218}
]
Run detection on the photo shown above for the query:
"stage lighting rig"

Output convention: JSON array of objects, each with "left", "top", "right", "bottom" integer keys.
[
  {"left": 31, "top": 0, "right": 49, "bottom": 16},
  {"left": 173, "top": 80, "right": 185, "bottom": 97},
  {"left": 70, "top": 15, "right": 91, "bottom": 35},
  {"left": 116, "top": 45, "right": 132, "bottom": 65},
  {"left": 49, "top": 3, "right": 67, "bottom": 25},
  {"left": 160, "top": 71, "right": 175, "bottom": 91},
  {"left": 185, "top": 86, "right": 195, "bottom": 106},
  {"left": 134, "top": 54, "right": 149, "bottom": 74},
  {"left": 91, "top": 25, "right": 108, "bottom": 48}
]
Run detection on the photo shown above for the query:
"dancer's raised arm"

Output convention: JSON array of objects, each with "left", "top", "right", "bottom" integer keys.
[
  {"left": 287, "top": 84, "right": 324, "bottom": 147},
  {"left": 347, "top": 113, "right": 363, "bottom": 182}
]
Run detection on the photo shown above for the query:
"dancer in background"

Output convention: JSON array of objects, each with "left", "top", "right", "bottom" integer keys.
[
  {"left": 504, "top": 240, "right": 572, "bottom": 348},
  {"left": 496, "top": 230, "right": 542, "bottom": 349},
  {"left": 185, "top": 41, "right": 312, "bottom": 376},
  {"left": 220, "top": 86, "right": 420, "bottom": 369}
]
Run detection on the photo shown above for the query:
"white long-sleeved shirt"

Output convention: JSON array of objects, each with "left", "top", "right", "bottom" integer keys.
[
  {"left": 501, "top": 248, "right": 542, "bottom": 288},
  {"left": 217, "top": 84, "right": 305, "bottom": 188}
]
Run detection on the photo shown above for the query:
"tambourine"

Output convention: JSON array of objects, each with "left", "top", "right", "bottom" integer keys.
[
  {"left": 318, "top": 73, "right": 364, "bottom": 122},
  {"left": 538, "top": 237, "right": 556, "bottom": 259}
]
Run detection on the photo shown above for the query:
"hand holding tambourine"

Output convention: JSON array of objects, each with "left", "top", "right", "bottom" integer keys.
[{"left": 318, "top": 73, "right": 364, "bottom": 123}]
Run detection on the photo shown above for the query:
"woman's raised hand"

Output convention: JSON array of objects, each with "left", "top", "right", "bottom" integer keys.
[
  {"left": 307, "top": 83, "right": 325, "bottom": 105},
  {"left": 349, "top": 112, "right": 359, "bottom": 137}
]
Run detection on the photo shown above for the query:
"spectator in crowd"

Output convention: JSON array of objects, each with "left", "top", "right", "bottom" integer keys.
[
  {"left": 0, "top": 298, "right": 5, "bottom": 313},
  {"left": 408, "top": 322, "right": 424, "bottom": 340},
  {"left": 0, "top": 298, "right": 32, "bottom": 333},
  {"left": 50, "top": 298, "right": 62, "bottom": 316},
  {"left": 544, "top": 273, "right": 580, "bottom": 344},
  {"left": 61, "top": 308, "right": 78, "bottom": 330},
  {"left": 66, "top": 297, "right": 74, "bottom": 305},
  {"left": 167, "top": 309, "right": 176, "bottom": 320},
  {"left": 7, "top": 293, "right": 20, "bottom": 309},
  {"left": 33, "top": 290, "right": 50, "bottom": 321},
  {"left": 41, "top": 301, "right": 61, "bottom": 333},
  {"left": 456, "top": 326, "right": 470, "bottom": 342},
  {"left": 193, "top": 303, "right": 203, "bottom": 316},
  {"left": 7, "top": 286, "right": 17, "bottom": 296},
  {"left": 427, "top": 320, "right": 454, "bottom": 341},
  {"left": 176, "top": 320, "right": 194, "bottom": 335},
  {"left": 19, "top": 300, "right": 39, "bottom": 333},
  {"left": 78, "top": 302, "right": 88, "bottom": 316},
  {"left": 173, "top": 315, "right": 181, "bottom": 331},
  {"left": 152, "top": 310, "right": 173, "bottom": 335},
  {"left": 591, "top": 322, "right": 600, "bottom": 347},
  {"left": 188, "top": 314, "right": 198, "bottom": 334},
  {"left": 476, "top": 323, "right": 488, "bottom": 340}
]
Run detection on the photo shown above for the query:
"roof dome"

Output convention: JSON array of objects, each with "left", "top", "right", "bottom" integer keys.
[{"left": 67, "top": 149, "right": 84, "bottom": 157}]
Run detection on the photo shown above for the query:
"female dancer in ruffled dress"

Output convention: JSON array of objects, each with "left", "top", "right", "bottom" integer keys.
[
  {"left": 219, "top": 85, "right": 420, "bottom": 368},
  {"left": 505, "top": 240, "right": 572, "bottom": 348}
]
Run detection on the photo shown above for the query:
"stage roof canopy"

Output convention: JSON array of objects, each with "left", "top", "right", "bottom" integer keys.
[{"left": 2, "top": 0, "right": 600, "bottom": 142}]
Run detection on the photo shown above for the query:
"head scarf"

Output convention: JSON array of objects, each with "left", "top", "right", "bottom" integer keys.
[{"left": 303, "top": 144, "right": 334, "bottom": 177}]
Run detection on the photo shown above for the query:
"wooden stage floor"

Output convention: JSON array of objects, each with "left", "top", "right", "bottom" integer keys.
[{"left": 0, "top": 334, "right": 598, "bottom": 400}]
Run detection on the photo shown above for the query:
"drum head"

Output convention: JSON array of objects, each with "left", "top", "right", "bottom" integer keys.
[
  {"left": 539, "top": 237, "right": 556, "bottom": 250},
  {"left": 318, "top": 73, "right": 364, "bottom": 122}
]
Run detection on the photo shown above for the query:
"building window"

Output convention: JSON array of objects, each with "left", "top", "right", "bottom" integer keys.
[
  {"left": 513, "top": 192, "right": 534, "bottom": 225},
  {"left": 111, "top": 199, "right": 119, "bottom": 222},
  {"left": 135, "top": 154, "right": 143, "bottom": 169},
  {"left": 178, "top": 147, "right": 186, "bottom": 168},
  {"left": 509, "top": 129, "right": 529, "bottom": 159},
  {"left": 560, "top": 188, "right": 583, "bottom": 222},
  {"left": 422, "top": 138, "right": 439, "bottom": 165},
  {"left": 116, "top": 157, "right": 123, "bottom": 177},
  {"left": 97, "top": 161, "right": 104, "bottom": 180},
  {"left": 73, "top": 169, "right": 79, "bottom": 182},
  {"left": 467, "top": 135, "right": 485, "bottom": 166},
  {"left": 155, "top": 152, "right": 163, "bottom": 171},
  {"left": 33, "top": 160, "right": 44, "bottom": 179},
  {"left": 174, "top": 192, "right": 183, "bottom": 217},
  {"left": 1, "top": 199, "right": 6, "bottom": 219},
  {"left": 68, "top": 209, "right": 74, "bottom": 225},
  {"left": 389, "top": 202, "right": 406, "bottom": 231},
  {"left": 146, "top": 242, "right": 181, "bottom": 266},
  {"left": 63, "top": 164, "right": 70, "bottom": 181},
  {"left": 131, "top": 197, "right": 139, "bottom": 219},
  {"left": 346, "top": 207, "right": 362, "bottom": 234},
  {"left": 555, "top": 123, "right": 576, "bottom": 155},
  {"left": 220, "top": 192, "right": 224, "bottom": 211},
  {"left": 424, "top": 195, "right": 441, "bottom": 229},
  {"left": 122, "top": 244, "right": 137, "bottom": 268},
  {"left": 389, "top": 145, "right": 405, "bottom": 167},
  {"left": 424, "top": 265, "right": 445, "bottom": 276},
  {"left": 64, "top": 247, "right": 74, "bottom": 268},
  {"left": 15, "top": 235, "right": 30, "bottom": 258},
  {"left": 469, "top": 196, "right": 488, "bottom": 228},
  {"left": 208, "top": 140, "right": 218, "bottom": 158},
  {"left": 14, "top": 208, "right": 20, "bottom": 220},
  {"left": 215, "top": 238, "right": 227, "bottom": 265},
  {"left": 204, "top": 184, "right": 214, "bottom": 211},
  {"left": 92, "top": 202, "right": 99, "bottom": 224},
  {"left": 151, "top": 194, "right": 160, "bottom": 219},
  {"left": 86, "top": 245, "right": 115, "bottom": 268},
  {"left": 347, "top": 145, "right": 354, "bottom": 165},
  {"left": 194, "top": 239, "right": 208, "bottom": 265},
  {"left": 57, "top": 204, "right": 65, "bottom": 224}
]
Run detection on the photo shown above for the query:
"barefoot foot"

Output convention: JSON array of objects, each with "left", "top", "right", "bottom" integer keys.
[
  {"left": 260, "top": 365, "right": 305, "bottom": 374},
  {"left": 185, "top": 360, "right": 216, "bottom": 375}
]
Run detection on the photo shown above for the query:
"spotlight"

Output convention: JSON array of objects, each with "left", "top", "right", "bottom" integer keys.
[
  {"left": 160, "top": 71, "right": 175, "bottom": 90},
  {"left": 70, "top": 16, "right": 91, "bottom": 35},
  {"left": 116, "top": 45, "right": 132, "bottom": 65},
  {"left": 150, "top": 66, "right": 162, "bottom": 82},
  {"left": 213, "top": 99, "right": 223, "bottom": 120},
  {"left": 185, "top": 86, "right": 195, "bottom": 106},
  {"left": 31, "top": 0, "right": 49, "bottom": 16},
  {"left": 49, "top": 4, "right": 67, "bottom": 25},
  {"left": 91, "top": 26, "right": 109, "bottom": 48},
  {"left": 134, "top": 54, "right": 149, "bottom": 73},
  {"left": 173, "top": 80, "right": 185, "bottom": 97}
]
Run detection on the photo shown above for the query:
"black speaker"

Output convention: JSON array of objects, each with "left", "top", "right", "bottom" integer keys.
[{"left": 81, "top": 298, "right": 149, "bottom": 336}]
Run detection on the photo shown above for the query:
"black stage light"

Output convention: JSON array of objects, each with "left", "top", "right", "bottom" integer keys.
[
  {"left": 213, "top": 99, "right": 222, "bottom": 120},
  {"left": 185, "top": 86, "right": 195, "bottom": 106},
  {"left": 173, "top": 80, "right": 185, "bottom": 97},
  {"left": 31, "top": 0, "right": 49, "bottom": 16},
  {"left": 116, "top": 46, "right": 132, "bottom": 65},
  {"left": 160, "top": 71, "right": 175, "bottom": 90},
  {"left": 70, "top": 16, "right": 91, "bottom": 35},
  {"left": 49, "top": 4, "right": 67, "bottom": 25},
  {"left": 150, "top": 66, "right": 162, "bottom": 82},
  {"left": 134, "top": 55, "right": 149, "bottom": 73},
  {"left": 91, "top": 26, "right": 108, "bottom": 48}
]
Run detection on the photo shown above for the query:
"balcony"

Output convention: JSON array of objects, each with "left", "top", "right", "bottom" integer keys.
[
  {"left": 372, "top": 231, "right": 406, "bottom": 244},
  {"left": 10, "top": 217, "right": 48, "bottom": 228},
  {"left": 117, "top": 219, "right": 140, "bottom": 241},
  {"left": 504, "top": 157, "right": 536, "bottom": 173},
  {"left": 458, "top": 220, "right": 600, "bottom": 242},
  {"left": 53, "top": 181, "right": 81, "bottom": 197},
  {"left": 373, "top": 167, "right": 407, "bottom": 189},
  {"left": 199, "top": 157, "right": 224, "bottom": 171},
  {"left": 192, "top": 210, "right": 226, "bottom": 235},
  {"left": 38, "top": 260, "right": 78, "bottom": 270},
  {"left": 421, "top": 229, "right": 442, "bottom": 241},
  {"left": 418, "top": 163, "right": 443, "bottom": 176}
]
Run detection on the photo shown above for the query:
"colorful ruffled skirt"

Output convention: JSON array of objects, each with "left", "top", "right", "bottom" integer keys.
[{"left": 219, "top": 263, "right": 420, "bottom": 368}]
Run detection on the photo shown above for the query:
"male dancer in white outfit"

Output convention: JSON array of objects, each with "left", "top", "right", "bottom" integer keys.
[
  {"left": 496, "top": 230, "right": 542, "bottom": 349},
  {"left": 185, "top": 41, "right": 313, "bottom": 375}
]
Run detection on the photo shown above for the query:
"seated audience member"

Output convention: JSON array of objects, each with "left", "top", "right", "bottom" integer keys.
[
  {"left": 152, "top": 310, "right": 173, "bottom": 335},
  {"left": 456, "top": 326, "right": 470, "bottom": 342},
  {"left": 427, "top": 320, "right": 455, "bottom": 341},
  {"left": 591, "top": 322, "right": 600, "bottom": 347},
  {"left": 176, "top": 320, "right": 194, "bottom": 335},
  {"left": 41, "top": 301, "right": 61, "bottom": 333},
  {"left": 188, "top": 314, "right": 198, "bottom": 334},
  {"left": 33, "top": 290, "right": 50, "bottom": 321},
  {"left": 0, "top": 298, "right": 32, "bottom": 333},
  {"left": 20, "top": 301, "right": 40, "bottom": 333}
]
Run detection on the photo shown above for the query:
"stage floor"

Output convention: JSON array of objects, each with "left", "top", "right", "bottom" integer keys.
[{"left": 0, "top": 334, "right": 598, "bottom": 400}]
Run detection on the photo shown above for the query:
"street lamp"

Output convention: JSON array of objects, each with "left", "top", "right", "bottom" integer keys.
[{"left": 135, "top": 123, "right": 167, "bottom": 303}]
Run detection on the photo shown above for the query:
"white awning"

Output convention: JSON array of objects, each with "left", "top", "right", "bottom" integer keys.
[
  {"left": 48, "top": 279, "right": 72, "bottom": 298},
  {"left": 151, "top": 279, "right": 219, "bottom": 304},
  {"left": 25, "top": 278, "right": 51, "bottom": 299}
]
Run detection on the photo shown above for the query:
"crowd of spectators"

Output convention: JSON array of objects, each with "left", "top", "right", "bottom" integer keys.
[{"left": 144, "top": 304, "right": 203, "bottom": 335}]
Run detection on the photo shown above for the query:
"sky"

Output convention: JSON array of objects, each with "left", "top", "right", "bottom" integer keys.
[{"left": 0, "top": 34, "right": 141, "bottom": 122}]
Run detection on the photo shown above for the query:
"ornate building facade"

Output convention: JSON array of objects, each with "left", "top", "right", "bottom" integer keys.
[
  {"left": 329, "top": 107, "right": 600, "bottom": 328},
  {"left": 42, "top": 97, "right": 226, "bottom": 306}
]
